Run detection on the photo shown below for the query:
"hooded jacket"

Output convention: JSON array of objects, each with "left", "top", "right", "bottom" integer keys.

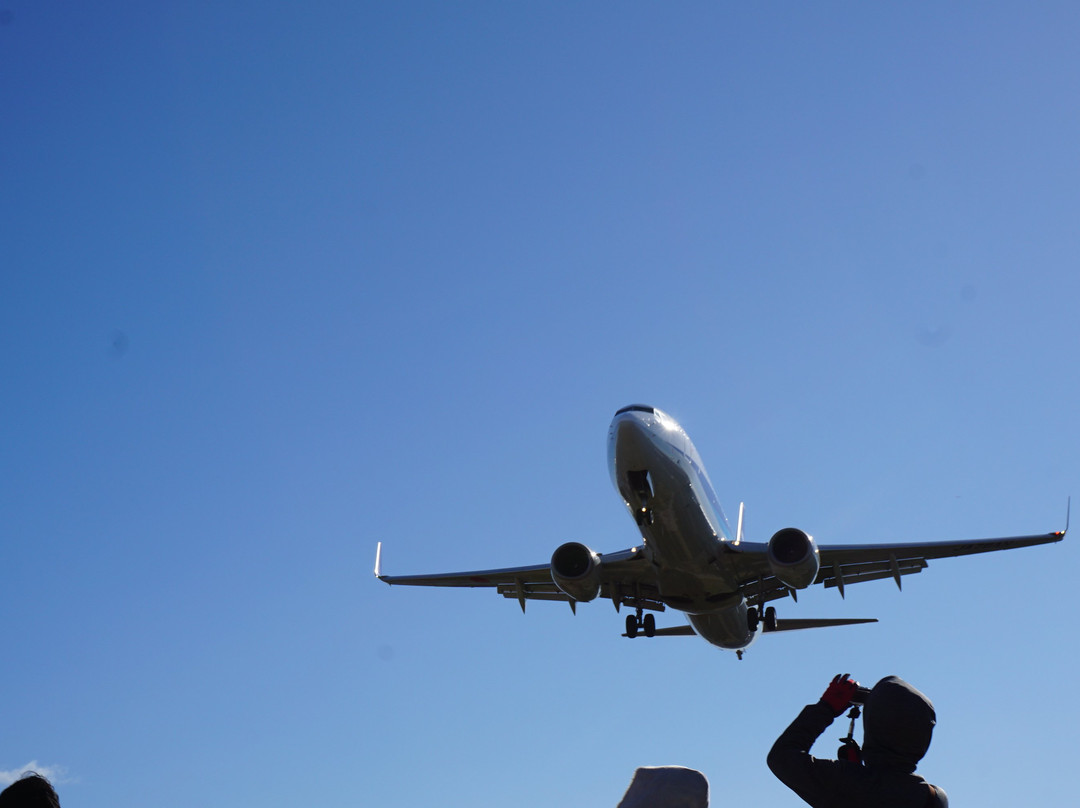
[
  {"left": 767, "top": 676, "right": 948, "bottom": 808},
  {"left": 616, "top": 766, "right": 709, "bottom": 808}
]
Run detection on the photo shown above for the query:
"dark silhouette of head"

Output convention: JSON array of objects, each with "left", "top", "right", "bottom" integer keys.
[
  {"left": 862, "top": 675, "right": 936, "bottom": 773},
  {"left": 0, "top": 773, "right": 60, "bottom": 808}
]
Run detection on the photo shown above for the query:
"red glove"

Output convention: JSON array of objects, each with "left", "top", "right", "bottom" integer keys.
[{"left": 821, "top": 673, "right": 859, "bottom": 716}]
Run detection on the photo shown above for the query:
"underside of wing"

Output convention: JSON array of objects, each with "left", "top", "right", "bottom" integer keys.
[
  {"left": 375, "top": 543, "right": 661, "bottom": 613},
  {"left": 734, "top": 527, "right": 1065, "bottom": 606},
  {"left": 816, "top": 529, "right": 1065, "bottom": 595},
  {"left": 376, "top": 560, "right": 553, "bottom": 588}
]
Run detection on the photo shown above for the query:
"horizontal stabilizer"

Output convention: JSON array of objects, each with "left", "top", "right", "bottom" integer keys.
[
  {"left": 621, "top": 625, "right": 697, "bottom": 638},
  {"left": 766, "top": 617, "right": 878, "bottom": 633}
]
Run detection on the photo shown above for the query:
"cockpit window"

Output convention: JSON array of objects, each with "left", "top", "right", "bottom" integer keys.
[{"left": 615, "top": 404, "right": 655, "bottom": 415}]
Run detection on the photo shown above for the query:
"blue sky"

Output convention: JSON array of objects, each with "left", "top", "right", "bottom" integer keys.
[{"left": 2, "top": 3, "right": 1078, "bottom": 806}]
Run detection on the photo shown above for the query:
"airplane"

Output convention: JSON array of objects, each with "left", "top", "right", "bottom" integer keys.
[{"left": 375, "top": 405, "right": 1067, "bottom": 658}]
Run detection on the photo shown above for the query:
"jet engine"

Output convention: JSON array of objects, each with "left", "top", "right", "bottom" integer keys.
[
  {"left": 550, "top": 542, "right": 602, "bottom": 602},
  {"left": 767, "top": 527, "right": 820, "bottom": 590}
]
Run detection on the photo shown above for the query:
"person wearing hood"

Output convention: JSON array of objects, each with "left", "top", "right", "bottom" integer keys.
[
  {"left": 0, "top": 773, "right": 61, "bottom": 807},
  {"left": 616, "top": 766, "right": 709, "bottom": 808},
  {"left": 767, "top": 674, "right": 948, "bottom": 808}
]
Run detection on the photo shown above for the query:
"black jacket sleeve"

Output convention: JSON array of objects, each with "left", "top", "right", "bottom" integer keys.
[{"left": 767, "top": 701, "right": 850, "bottom": 808}]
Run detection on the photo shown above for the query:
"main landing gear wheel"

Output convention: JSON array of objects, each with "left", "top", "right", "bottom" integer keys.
[
  {"left": 749, "top": 606, "right": 779, "bottom": 632},
  {"left": 643, "top": 613, "right": 656, "bottom": 637},
  {"left": 625, "top": 610, "right": 655, "bottom": 638},
  {"left": 764, "top": 606, "right": 777, "bottom": 632}
]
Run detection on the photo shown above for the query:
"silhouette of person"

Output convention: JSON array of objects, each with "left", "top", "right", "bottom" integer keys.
[
  {"left": 768, "top": 674, "right": 947, "bottom": 808},
  {"left": 617, "top": 766, "right": 709, "bottom": 808},
  {"left": 0, "top": 773, "right": 61, "bottom": 808}
]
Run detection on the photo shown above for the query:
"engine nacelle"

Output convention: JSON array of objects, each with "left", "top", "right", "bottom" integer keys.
[
  {"left": 550, "top": 542, "right": 602, "bottom": 602},
  {"left": 767, "top": 527, "right": 820, "bottom": 590}
]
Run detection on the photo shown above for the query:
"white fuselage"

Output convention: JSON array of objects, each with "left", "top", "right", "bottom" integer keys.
[{"left": 607, "top": 405, "right": 759, "bottom": 649}]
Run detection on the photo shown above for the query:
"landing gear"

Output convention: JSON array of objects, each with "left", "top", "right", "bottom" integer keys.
[
  {"left": 736, "top": 649, "right": 744, "bottom": 660},
  {"left": 627, "top": 469, "right": 652, "bottom": 500},
  {"left": 627, "top": 470, "right": 653, "bottom": 526},
  {"left": 764, "top": 606, "right": 777, "bottom": 632},
  {"left": 749, "top": 605, "right": 779, "bottom": 632},
  {"left": 625, "top": 609, "right": 656, "bottom": 638}
]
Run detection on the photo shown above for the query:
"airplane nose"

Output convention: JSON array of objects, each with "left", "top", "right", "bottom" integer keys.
[
  {"left": 609, "top": 409, "right": 655, "bottom": 471},
  {"left": 609, "top": 405, "right": 689, "bottom": 465},
  {"left": 614, "top": 404, "right": 656, "bottom": 417}
]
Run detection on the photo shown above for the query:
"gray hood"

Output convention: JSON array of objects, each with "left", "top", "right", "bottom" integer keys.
[
  {"left": 862, "top": 676, "right": 936, "bottom": 773},
  {"left": 617, "top": 767, "right": 709, "bottom": 808}
]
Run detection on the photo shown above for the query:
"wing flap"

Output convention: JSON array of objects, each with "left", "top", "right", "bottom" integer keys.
[
  {"left": 819, "top": 558, "right": 927, "bottom": 590},
  {"left": 739, "top": 575, "right": 795, "bottom": 609},
  {"left": 499, "top": 591, "right": 571, "bottom": 603},
  {"left": 493, "top": 581, "right": 668, "bottom": 612},
  {"left": 496, "top": 582, "right": 566, "bottom": 602}
]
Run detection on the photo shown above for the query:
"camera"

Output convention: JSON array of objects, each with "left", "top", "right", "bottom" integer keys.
[{"left": 850, "top": 686, "right": 872, "bottom": 705}]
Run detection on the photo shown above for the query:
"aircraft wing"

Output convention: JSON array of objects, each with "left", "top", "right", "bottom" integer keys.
[
  {"left": 737, "top": 528, "right": 1066, "bottom": 608},
  {"left": 375, "top": 544, "right": 660, "bottom": 613},
  {"left": 378, "top": 525, "right": 1065, "bottom": 614}
]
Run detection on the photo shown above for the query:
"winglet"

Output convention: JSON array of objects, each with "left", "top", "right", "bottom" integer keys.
[
  {"left": 736, "top": 502, "right": 745, "bottom": 545},
  {"left": 374, "top": 542, "right": 385, "bottom": 582},
  {"left": 1051, "top": 497, "right": 1070, "bottom": 540}
]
